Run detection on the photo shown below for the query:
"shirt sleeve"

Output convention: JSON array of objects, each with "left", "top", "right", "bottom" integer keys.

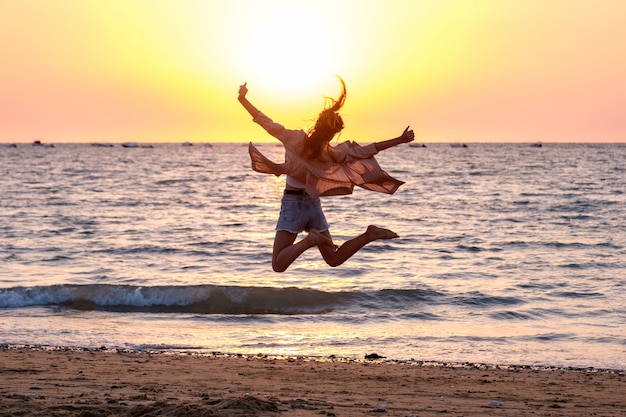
[
  {"left": 330, "top": 141, "right": 379, "bottom": 162},
  {"left": 252, "top": 112, "right": 304, "bottom": 148}
]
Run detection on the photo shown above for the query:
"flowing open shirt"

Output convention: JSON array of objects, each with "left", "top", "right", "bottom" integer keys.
[{"left": 248, "top": 112, "right": 404, "bottom": 198}]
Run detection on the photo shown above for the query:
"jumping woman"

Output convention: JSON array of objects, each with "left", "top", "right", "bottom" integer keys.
[{"left": 238, "top": 78, "right": 414, "bottom": 272}]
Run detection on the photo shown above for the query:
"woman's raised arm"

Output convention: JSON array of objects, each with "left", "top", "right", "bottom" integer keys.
[
  {"left": 374, "top": 126, "right": 415, "bottom": 152},
  {"left": 238, "top": 83, "right": 261, "bottom": 119}
]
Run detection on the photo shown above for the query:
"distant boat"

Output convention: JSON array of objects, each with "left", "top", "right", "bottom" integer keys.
[
  {"left": 408, "top": 143, "right": 427, "bottom": 148},
  {"left": 450, "top": 143, "right": 468, "bottom": 148},
  {"left": 121, "top": 142, "right": 139, "bottom": 148},
  {"left": 91, "top": 143, "right": 114, "bottom": 147},
  {"left": 530, "top": 143, "right": 543, "bottom": 148},
  {"left": 6, "top": 144, "right": 17, "bottom": 148},
  {"left": 182, "top": 141, "right": 193, "bottom": 147},
  {"left": 32, "top": 140, "right": 55, "bottom": 148}
]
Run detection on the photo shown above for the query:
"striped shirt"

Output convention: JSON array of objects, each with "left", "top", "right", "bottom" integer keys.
[{"left": 248, "top": 112, "right": 404, "bottom": 198}]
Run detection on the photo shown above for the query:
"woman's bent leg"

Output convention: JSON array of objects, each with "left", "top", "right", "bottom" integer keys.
[
  {"left": 272, "top": 230, "right": 333, "bottom": 272},
  {"left": 317, "top": 225, "right": 398, "bottom": 267}
]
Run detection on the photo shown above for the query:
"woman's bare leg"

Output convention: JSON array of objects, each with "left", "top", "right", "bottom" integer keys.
[
  {"left": 317, "top": 225, "right": 398, "bottom": 267},
  {"left": 272, "top": 230, "right": 333, "bottom": 272}
]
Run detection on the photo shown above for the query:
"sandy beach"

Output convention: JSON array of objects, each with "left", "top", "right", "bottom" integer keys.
[{"left": 1, "top": 347, "right": 624, "bottom": 416}]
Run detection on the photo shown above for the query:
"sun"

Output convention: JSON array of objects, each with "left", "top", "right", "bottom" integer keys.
[{"left": 240, "top": 4, "right": 338, "bottom": 95}]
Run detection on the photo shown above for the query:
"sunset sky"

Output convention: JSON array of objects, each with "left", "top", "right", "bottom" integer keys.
[{"left": 1, "top": 0, "right": 625, "bottom": 144}]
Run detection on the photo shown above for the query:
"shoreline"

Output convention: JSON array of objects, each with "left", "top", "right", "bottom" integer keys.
[
  {"left": 2, "top": 344, "right": 625, "bottom": 374},
  {"left": 1, "top": 345, "right": 624, "bottom": 416}
]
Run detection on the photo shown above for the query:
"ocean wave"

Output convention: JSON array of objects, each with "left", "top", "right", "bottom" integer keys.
[
  {"left": 452, "top": 292, "right": 525, "bottom": 307},
  {"left": 0, "top": 285, "right": 442, "bottom": 315}
]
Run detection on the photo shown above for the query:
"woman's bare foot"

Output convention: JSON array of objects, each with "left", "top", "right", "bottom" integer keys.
[
  {"left": 309, "top": 229, "right": 335, "bottom": 247},
  {"left": 366, "top": 225, "right": 399, "bottom": 240}
]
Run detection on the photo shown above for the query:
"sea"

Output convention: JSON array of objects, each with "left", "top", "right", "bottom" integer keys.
[{"left": 1, "top": 142, "right": 625, "bottom": 370}]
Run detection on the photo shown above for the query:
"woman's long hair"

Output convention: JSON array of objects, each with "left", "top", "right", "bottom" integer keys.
[{"left": 303, "top": 77, "right": 347, "bottom": 160}]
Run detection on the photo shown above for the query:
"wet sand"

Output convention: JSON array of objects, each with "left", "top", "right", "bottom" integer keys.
[{"left": 1, "top": 347, "right": 624, "bottom": 416}]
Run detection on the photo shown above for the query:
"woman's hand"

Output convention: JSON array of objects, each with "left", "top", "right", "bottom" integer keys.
[
  {"left": 398, "top": 126, "right": 415, "bottom": 143},
  {"left": 238, "top": 82, "right": 248, "bottom": 100}
]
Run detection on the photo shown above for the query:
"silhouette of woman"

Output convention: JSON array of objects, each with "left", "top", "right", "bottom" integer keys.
[{"left": 238, "top": 77, "right": 414, "bottom": 272}]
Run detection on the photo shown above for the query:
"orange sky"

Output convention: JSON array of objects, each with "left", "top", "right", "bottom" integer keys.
[{"left": 1, "top": 0, "right": 625, "bottom": 144}]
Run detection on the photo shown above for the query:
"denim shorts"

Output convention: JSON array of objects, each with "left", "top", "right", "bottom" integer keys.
[{"left": 276, "top": 194, "right": 329, "bottom": 234}]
